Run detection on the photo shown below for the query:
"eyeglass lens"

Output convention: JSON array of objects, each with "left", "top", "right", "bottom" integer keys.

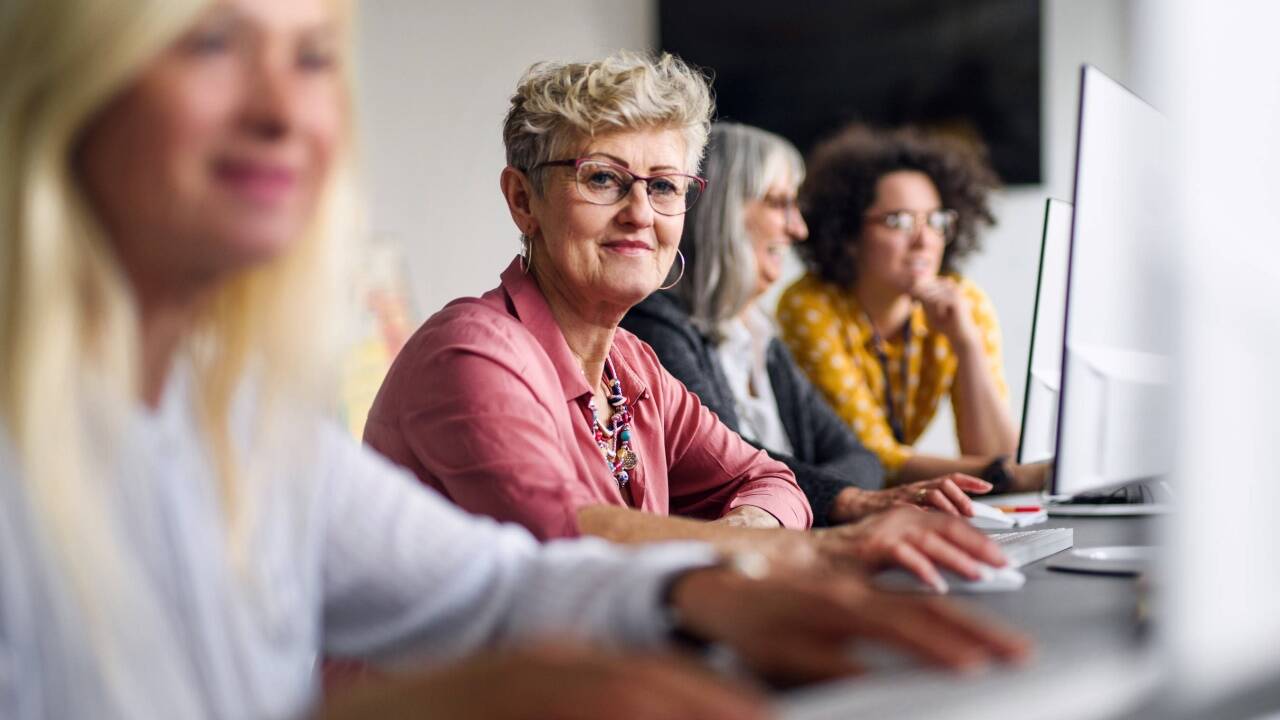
[
  {"left": 574, "top": 161, "right": 702, "bottom": 215},
  {"left": 885, "top": 210, "right": 956, "bottom": 236}
]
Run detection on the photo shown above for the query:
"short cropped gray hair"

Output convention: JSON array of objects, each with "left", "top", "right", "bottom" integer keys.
[
  {"left": 503, "top": 50, "right": 714, "bottom": 191},
  {"left": 675, "top": 122, "right": 804, "bottom": 342}
]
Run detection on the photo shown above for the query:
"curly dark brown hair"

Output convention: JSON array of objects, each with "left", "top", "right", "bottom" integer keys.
[{"left": 796, "top": 124, "right": 1001, "bottom": 289}]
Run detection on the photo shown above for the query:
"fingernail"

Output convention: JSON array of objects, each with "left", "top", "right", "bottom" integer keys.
[
  {"left": 955, "top": 654, "right": 991, "bottom": 676},
  {"left": 930, "top": 575, "right": 950, "bottom": 594}
]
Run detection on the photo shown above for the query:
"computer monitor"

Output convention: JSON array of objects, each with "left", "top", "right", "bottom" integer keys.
[
  {"left": 1050, "top": 65, "right": 1176, "bottom": 500},
  {"left": 1016, "top": 198, "right": 1072, "bottom": 465}
]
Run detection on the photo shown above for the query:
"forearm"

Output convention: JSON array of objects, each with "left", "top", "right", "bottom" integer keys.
[
  {"left": 895, "top": 454, "right": 1045, "bottom": 493},
  {"left": 826, "top": 487, "right": 878, "bottom": 524},
  {"left": 578, "top": 504, "right": 775, "bottom": 545},
  {"left": 895, "top": 454, "right": 990, "bottom": 485},
  {"left": 950, "top": 342, "right": 1018, "bottom": 456},
  {"left": 576, "top": 505, "right": 816, "bottom": 566}
]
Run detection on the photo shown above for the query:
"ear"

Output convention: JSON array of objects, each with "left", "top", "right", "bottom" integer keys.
[{"left": 500, "top": 166, "right": 540, "bottom": 238}]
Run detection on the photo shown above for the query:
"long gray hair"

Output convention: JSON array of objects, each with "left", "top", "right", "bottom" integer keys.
[{"left": 675, "top": 122, "right": 804, "bottom": 342}]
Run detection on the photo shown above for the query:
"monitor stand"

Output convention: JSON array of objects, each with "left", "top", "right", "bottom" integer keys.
[{"left": 1045, "top": 481, "right": 1173, "bottom": 517}]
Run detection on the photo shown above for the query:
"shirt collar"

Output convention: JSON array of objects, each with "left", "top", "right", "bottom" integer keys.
[
  {"left": 500, "top": 257, "right": 593, "bottom": 402},
  {"left": 499, "top": 257, "right": 651, "bottom": 404}
]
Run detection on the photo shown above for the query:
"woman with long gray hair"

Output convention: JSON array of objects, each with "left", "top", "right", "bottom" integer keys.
[{"left": 623, "top": 123, "right": 994, "bottom": 526}]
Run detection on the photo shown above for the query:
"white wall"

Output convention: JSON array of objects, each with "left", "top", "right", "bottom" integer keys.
[
  {"left": 357, "top": 0, "right": 1135, "bottom": 456},
  {"left": 357, "top": 0, "right": 654, "bottom": 319}
]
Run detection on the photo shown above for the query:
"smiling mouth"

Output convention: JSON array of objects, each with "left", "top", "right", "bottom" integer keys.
[
  {"left": 214, "top": 159, "right": 299, "bottom": 206},
  {"left": 603, "top": 240, "right": 654, "bottom": 255}
]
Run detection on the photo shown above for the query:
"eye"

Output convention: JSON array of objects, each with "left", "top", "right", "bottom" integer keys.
[
  {"left": 583, "top": 166, "right": 625, "bottom": 190},
  {"left": 298, "top": 45, "right": 338, "bottom": 72},
  {"left": 185, "top": 28, "right": 232, "bottom": 56},
  {"left": 928, "top": 210, "right": 955, "bottom": 232},
  {"left": 885, "top": 212, "right": 913, "bottom": 231},
  {"left": 648, "top": 176, "right": 682, "bottom": 197},
  {"left": 181, "top": 12, "right": 238, "bottom": 57}
]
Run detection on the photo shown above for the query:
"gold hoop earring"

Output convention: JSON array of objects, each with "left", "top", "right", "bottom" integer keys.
[{"left": 659, "top": 249, "right": 685, "bottom": 291}]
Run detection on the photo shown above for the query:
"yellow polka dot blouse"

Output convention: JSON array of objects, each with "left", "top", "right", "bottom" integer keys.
[{"left": 777, "top": 273, "right": 1009, "bottom": 476}]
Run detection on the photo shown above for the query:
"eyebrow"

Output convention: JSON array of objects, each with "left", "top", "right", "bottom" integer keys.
[
  {"left": 299, "top": 23, "right": 340, "bottom": 46},
  {"left": 198, "top": 5, "right": 339, "bottom": 43},
  {"left": 582, "top": 152, "right": 680, "bottom": 174}
]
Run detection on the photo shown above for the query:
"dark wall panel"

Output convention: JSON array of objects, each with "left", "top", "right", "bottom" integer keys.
[{"left": 659, "top": 0, "right": 1041, "bottom": 184}]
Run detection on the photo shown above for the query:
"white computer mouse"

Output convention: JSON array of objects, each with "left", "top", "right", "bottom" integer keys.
[
  {"left": 968, "top": 501, "right": 1015, "bottom": 529},
  {"left": 875, "top": 563, "right": 1026, "bottom": 594}
]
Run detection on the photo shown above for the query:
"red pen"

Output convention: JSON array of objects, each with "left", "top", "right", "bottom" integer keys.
[{"left": 996, "top": 505, "right": 1042, "bottom": 513}]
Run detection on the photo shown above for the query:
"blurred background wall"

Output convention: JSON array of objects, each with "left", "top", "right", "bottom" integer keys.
[{"left": 355, "top": 0, "right": 1140, "bottom": 452}]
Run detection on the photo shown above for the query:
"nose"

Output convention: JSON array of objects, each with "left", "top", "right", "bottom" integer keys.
[
  {"left": 242, "top": 50, "right": 296, "bottom": 141},
  {"left": 907, "top": 218, "right": 933, "bottom": 249},
  {"left": 615, "top": 177, "right": 655, "bottom": 228},
  {"left": 787, "top": 206, "right": 809, "bottom": 242}
]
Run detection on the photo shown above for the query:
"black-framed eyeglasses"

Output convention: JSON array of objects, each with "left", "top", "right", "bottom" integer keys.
[
  {"left": 864, "top": 209, "right": 959, "bottom": 242},
  {"left": 533, "top": 158, "right": 707, "bottom": 216}
]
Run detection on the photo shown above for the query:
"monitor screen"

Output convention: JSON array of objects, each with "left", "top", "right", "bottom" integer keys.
[
  {"left": 1051, "top": 65, "right": 1175, "bottom": 497},
  {"left": 1017, "top": 198, "right": 1072, "bottom": 465}
]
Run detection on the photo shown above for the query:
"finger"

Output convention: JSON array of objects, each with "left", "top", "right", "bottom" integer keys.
[
  {"left": 890, "top": 542, "right": 947, "bottom": 593},
  {"left": 923, "top": 487, "right": 962, "bottom": 516},
  {"left": 916, "top": 278, "right": 955, "bottom": 301},
  {"left": 627, "top": 656, "right": 772, "bottom": 720},
  {"left": 851, "top": 598, "right": 993, "bottom": 671},
  {"left": 908, "top": 279, "right": 940, "bottom": 298},
  {"left": 932, "top": 515, "right": 1008, "bottom": 567},
  {"left": 916, "top": 530, "right": 982, "bottom": 580},
  {"left": 948, "top": 473, "right": 993, "bottom": 495},
  {"left": 746, "top": 638, "right": 864, "bottom": 687},
  {"left": 937, "top": 479, "right": 975, "bottom": 516},
  {"left": 918, "top": 598, "right": 1035, "bottom": 665}
]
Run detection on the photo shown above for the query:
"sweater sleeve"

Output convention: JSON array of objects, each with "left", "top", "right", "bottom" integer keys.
[{"left": 786, "top": 350, "right": 885, "bottom": 491}]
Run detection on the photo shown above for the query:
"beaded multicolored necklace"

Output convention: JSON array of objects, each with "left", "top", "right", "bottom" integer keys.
[{"left": 588, "top": 357, "right": 639, "bottom": 489}]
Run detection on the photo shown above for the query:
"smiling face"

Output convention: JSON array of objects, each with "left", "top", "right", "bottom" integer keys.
[
  {"left": 77, "top": 0, "right": 344, "bottom": 300},
  {"left": 527, "top": 127, "right": 689, "bottom": 314},
  {"left": 742, "top": 168, "right": 808, "bottom": 300},
  {"left": 856, "top": 170, "right": 946, "bottom": 294}
]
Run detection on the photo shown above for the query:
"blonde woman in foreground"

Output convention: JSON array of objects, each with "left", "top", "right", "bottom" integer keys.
[{"left": 0, "top": 0, "right": 1029, "bottom": 718}]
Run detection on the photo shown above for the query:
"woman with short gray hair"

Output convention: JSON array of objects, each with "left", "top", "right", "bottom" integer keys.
[{"left": 624, "top": 123, "right": 995, "bottom": 526}]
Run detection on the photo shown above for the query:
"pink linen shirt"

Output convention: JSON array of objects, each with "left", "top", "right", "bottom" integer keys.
[{"left": 364, "top": 258, "right": 812, "bottom": 540}]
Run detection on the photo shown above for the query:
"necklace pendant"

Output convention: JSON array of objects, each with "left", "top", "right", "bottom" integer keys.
[{"left": 618, "top": 448, "right": 638, "bottom": 470}]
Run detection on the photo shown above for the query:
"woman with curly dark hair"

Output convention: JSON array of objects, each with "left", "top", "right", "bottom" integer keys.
[{"left": 778, "top": 124, "right": 1043, "bottom": 493}]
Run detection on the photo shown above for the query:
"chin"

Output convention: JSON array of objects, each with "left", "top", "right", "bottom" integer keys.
[
  {"left": 600, "top": 277, "right": 661, "bottom": 309},
  {"left": 219, "top": 224, "right": 300, "bottom": 270}
]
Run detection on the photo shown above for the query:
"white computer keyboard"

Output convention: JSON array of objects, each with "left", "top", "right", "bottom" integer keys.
[{"left": 988, "top": 527, "right": 1074, "bottom": 568}]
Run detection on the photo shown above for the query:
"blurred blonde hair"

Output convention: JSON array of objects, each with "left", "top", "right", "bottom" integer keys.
[
  {"left": 0, "top": 0, "right": 356, "bottom": 712},
  {"left": 503, "top": 50, "right": 714, "bottom": 190}
]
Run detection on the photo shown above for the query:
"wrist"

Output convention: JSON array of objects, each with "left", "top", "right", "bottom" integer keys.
[
  {"left": 980, "top": 455, "right": 1015, "bottom": 495},
  {"left": 828, "top": 487, "right": 867, "bottom": 524},
  {"left": 664, "top": 554, "right": 769, "bottom": 646},
  {"left": 719, "top": 504, "right": 783, "bottom": 529},
  {"left": 950, "top": 328, "right": 984, "bottom": 357}
]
